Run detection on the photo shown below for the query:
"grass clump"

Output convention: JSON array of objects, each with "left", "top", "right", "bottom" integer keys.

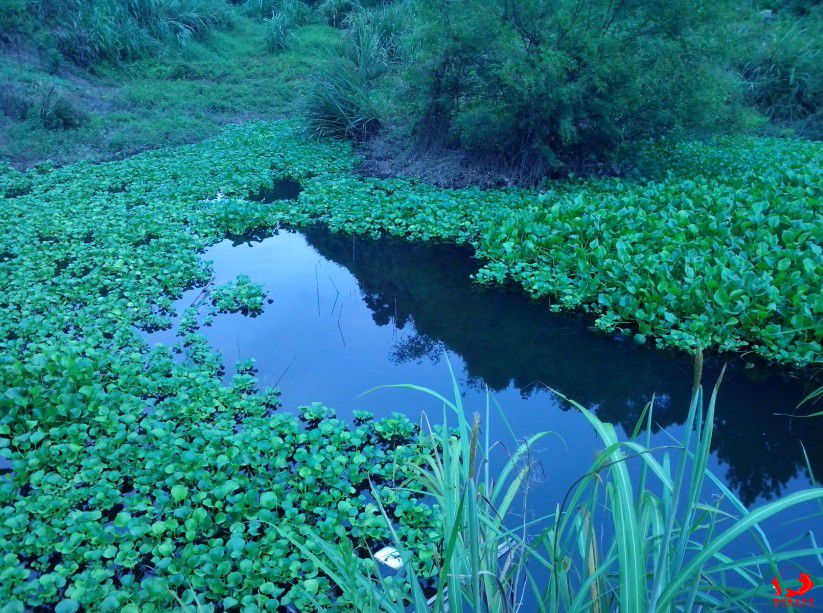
[
  {"left": 264, "top": 12, "right": 294, "bottom": 52},
  {"left": 33, "top": 82, "right": 86, "bottom": 130},
  {"left": 280, "top": 0, "right": 315, "bottom": 25},
  {"left": 301, "top": 6, "right": 397, "bottom": 139},
  {"left": 302, "top": 62, "right": 382, "bottom": 139},
  {"left": 318, "top": 0, "right": 361, "bottom": 27},
  {"left": 740, "top": 4, "right": 822, "bottom": 137},
  {"left": 17, "top": 0, "right": 237, "bottom": 67},
  {"left": 293, "top": 369, "right": 549, "bottom": 610}
]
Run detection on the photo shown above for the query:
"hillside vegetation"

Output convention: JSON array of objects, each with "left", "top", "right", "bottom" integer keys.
[
  {"left": 0, "top": 3, "right": 337, "bottom": 166},
  {"left": 300, "top": 0, "right": 821, "bottom": 182},
  {"left": 2, "top": 0, "right": 821, "bottom": 173}
]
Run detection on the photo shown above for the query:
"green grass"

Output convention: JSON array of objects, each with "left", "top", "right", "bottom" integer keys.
[{"left": 0, "top": 18, "right": 339, "bottom": 166}]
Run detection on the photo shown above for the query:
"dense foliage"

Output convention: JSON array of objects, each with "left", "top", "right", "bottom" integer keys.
[
  {"left": 3, "top": 0, "right": 820, "bottom": 175},
  {"left": 403, "top": 0, "right": 749, "bottom": 174},
  {"left": 0, "top": 128, "right": 443, "bottom": 610},
  {"left": 741, "top": 2, "right": 822, "bottom": 137},
  {"left": 298, "top": 0, "right": 822, "bottom": 178},
  {"left": 211, "top": 275, "right": 268, "bottom": 315},
  {"left": 0, "top": 0, "right": 236, "bottom": 66}
]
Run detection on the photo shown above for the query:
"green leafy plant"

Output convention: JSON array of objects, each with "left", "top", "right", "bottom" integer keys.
[
  {"left": 0, "top": 100, "right": 818, "bottom": 610},
  {"left": 210, "top": 275, "right": 267, "bottom": 315},
  {"left": 285, "top": 129, "right": 822, "bottom": 366}
]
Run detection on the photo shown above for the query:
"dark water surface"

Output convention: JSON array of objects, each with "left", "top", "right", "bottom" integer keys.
[{"left": 147, "top": 227, "right": 821, "bottom": 553}]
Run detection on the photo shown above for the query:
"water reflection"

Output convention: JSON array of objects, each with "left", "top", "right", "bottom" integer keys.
[
  {"left": 300, "top": 227, "right": 821, "bottom": 506},
  {"left": 248, "top": 177, "right": 303, "bottom": 203}
]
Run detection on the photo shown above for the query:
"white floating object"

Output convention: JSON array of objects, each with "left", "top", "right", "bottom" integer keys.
[{"left": 374, "top": 546, "right": 404, "bottom": 570}]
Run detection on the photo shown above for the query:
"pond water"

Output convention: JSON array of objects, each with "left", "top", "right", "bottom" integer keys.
[{"left": 146, "top": 226, "right": 820, "bottom": 557}]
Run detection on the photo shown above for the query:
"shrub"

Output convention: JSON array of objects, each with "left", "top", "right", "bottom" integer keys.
[
  {"left": 264, "top": 12, "right": 293, "bottom": 52},
  {"left": 388, "top": 0, "right": 754, "bottom": 178},
  {"left": 34, "top": 82, "right": 85, "bottom": 130}
]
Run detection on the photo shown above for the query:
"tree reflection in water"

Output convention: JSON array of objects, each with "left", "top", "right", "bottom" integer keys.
[{"left": 303, "top": 226, "right": 821, "bottom": 506}]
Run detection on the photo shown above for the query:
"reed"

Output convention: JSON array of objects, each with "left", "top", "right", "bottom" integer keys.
[
  {"left": 534, "top": 362, "right": 823, "bottom": 612},
  {"left": 293, "top": 357, "right": 823, "bottom": 611}
]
